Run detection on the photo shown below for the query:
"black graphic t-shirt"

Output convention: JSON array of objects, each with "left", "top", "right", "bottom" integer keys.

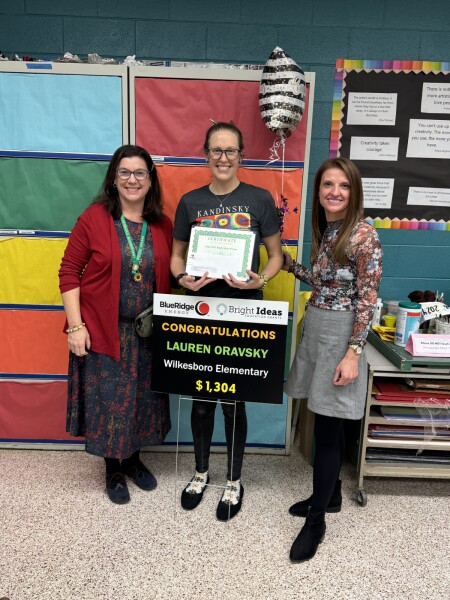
[{"left": 173, "top": 182, "right": 279, "bottom": 299}]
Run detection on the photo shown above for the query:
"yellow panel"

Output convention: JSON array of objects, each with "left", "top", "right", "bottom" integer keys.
[{"left": 0, "top": 237, "right": 67, "bottom": 305}]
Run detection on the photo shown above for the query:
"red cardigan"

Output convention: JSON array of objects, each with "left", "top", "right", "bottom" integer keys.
[{"left": 59, "top": 203, "right": 173, "bottom": 361}]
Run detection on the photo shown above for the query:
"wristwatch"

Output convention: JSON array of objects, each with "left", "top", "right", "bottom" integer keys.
[{"left": 349, "top": 344, "right": 363, "bottom": 355}]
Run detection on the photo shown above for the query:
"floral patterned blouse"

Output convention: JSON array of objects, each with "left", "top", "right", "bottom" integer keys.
[{"left": 290, "top": 219, "right": 383, "bottom": 347}]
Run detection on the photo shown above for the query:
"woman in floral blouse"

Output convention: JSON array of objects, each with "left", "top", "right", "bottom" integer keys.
[{"left": 283, "top": 157, "right": 382, "bottom": 562}]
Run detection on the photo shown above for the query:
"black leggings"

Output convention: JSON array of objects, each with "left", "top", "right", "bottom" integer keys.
[
  {"left": 191, "top": 399, "right": 247, "bottom": 481},
  {"left": 310, "top": 413, "right": 345, "bottom": 513}
]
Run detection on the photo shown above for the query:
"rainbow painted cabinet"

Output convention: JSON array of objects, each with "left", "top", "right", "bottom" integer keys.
[
  {"left": 0, "top": 63, "right": 315, "bottom": 453},
  {"left": 0, "top": 62, "right": 127, "bottom": 447}
]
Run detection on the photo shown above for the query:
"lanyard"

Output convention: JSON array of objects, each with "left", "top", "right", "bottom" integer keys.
[{"left": 120, "top": 215, "right": 148, "bottom": 282}]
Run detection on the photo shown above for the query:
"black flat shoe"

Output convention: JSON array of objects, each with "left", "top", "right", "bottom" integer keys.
[
  {"left": 181, "top": 474, "right": 210, "bottom": 510},
  {"left": 122, "top": 459, "right": 157, "bottom": 491},
  {"left": 216, "top": 482, "right": 244, "bottom": 521},
  {"left": 106, "top": 472, "right": 130, "bottom": 505}
]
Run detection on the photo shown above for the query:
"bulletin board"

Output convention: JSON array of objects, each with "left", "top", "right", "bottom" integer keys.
[
  {"left": 130, "top": 66, "right": 315, "bottom": 452},
  {"left": 331, "top": 59, "right": 450, "bottom": 230},
  {"left": 0, "top": 62, "right": 128, "bottom": 448}
]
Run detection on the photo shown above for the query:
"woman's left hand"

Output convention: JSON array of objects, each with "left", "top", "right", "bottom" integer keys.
[
  {"left": 333, "top": 351, "right": 359, "bottom": 386},
  {"left": 222, "top": 269, "right": 264, "bottom": 290}
]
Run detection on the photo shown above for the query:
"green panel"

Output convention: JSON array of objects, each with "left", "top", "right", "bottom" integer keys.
[{"left": 0, "top": 158, "right": 108, "bottom": 231}]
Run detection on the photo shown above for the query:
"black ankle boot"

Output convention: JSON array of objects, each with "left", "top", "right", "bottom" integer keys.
[
  {"left": 288, "top": 479, "right": 342, "bottom": 517},
  {"left": 289, "top": 511, "right": 326, "bottom": 562}
]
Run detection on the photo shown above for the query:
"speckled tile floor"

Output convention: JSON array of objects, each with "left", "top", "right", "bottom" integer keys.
[{"left": 0, "top": 444, "right": 448, "bottom": 600}]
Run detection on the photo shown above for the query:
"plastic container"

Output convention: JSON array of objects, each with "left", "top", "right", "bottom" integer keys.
[
  {"left": 436, "top": 318, "right": 450, "bottom": 335},
  {"left": 371, "top": 298, "right": 383, "bottom": 326},
  {"left": 387, "top": 300, "right": 400, "bottom": 316},
  {"left": 394, "top": 302, "right": 422, "bottom": 347},
  {"left": 383, "top": 314, "right": 397, "bottom": 328}
]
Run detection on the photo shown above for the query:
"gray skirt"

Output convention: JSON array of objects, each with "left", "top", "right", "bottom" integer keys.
[{"left": 284, "top": 305, "right": 368, "bottom": 420}]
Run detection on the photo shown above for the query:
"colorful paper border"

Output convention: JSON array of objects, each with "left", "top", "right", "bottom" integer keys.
[
  {"left": 365, "top": 217, "right": 450, "bottom": 231},
  {"left": 332, "top": 59, "right": 450, "bottom": 230}
]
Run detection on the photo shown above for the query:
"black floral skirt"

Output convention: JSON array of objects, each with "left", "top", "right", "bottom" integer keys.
[{"left": 67, "top": 321, "right": 171, "bottom": 459}]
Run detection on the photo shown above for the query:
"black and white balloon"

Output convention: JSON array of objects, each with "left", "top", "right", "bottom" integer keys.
[{"left": 259, "top": 47, "right": 306, "bottom": 138}]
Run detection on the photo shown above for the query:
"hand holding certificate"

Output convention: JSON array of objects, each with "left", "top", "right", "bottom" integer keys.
[{"left": 186, "top": 226, "right": 255, "bottom": 281}]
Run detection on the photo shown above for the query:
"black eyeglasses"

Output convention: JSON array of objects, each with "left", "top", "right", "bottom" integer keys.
[
  {"left": 116, "top": 168, "right": 150, "bottom": 181},
  {"left": 207, "top": 148, "right": 240, "bottom": 160}
]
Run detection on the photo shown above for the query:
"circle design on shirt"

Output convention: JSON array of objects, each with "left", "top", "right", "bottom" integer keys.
[
  {"left": 216, "top": 215, "right": 231, "bottom": 228},
  {"left": 233, "top": 213, "right": 250, "bottom": 228}
]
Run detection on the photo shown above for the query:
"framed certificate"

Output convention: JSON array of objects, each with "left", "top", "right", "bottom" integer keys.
[{"left": 186, "top": 226, "right": 256, "bottom": 281}]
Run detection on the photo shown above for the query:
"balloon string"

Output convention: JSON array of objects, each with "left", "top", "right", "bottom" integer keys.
[
  {"left": 281, "top": 136, "right": 285, "bottom": 196},
  {"left": 267, "top": 133, "right": 286, "bottom": 165},
  {"left": 268, "top": 138, "right": 281, "bottom": 163}
]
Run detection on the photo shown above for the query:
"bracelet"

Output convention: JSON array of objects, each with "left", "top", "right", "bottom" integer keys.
[
  {"left": 66, "top": 323, "right": 85, "bottom": 334},
  {"left": 259, "top": 274, "right": 269, "bottom": 290},
  {"left": 175, "top": 273, "right": 187, "bottom": 287}
]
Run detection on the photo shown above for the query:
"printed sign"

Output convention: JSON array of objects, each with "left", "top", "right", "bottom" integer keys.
[{"left": 151, "top": 293, "right": 289, "bottom": 403}]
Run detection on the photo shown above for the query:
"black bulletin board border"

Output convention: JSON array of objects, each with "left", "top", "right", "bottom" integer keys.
[{"left": 331, "top": 60, "right": 450, "bottom": 230}]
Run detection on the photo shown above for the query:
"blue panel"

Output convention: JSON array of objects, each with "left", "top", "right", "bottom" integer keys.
[
  {"left": 0, "top": 0, "right": 25, "bottom": 13},
  {"left": 420, "top": 32, "right": 450, "bottom": 61},
  {"left": 377, "top": 230, "right": 449, "bottom": 247},
  {"left": 0, "top": 15, "right": 63, "bottom": 54},
  {"left": 379, "top": 278, "right": 450, "bottom": 303},
  {"left": 170, "top": 0, "right": 240, "bottom": 22},
  {"left": 26, "top": 0, "right": 96, "bottom": 16},
  {"left": 99, "top": 0, "right": 169, "bottom": 19},
  {"left": 0, "top": 73, "right": 123, "bottom": 154},
  {"left": 349, "top": 29, "right": 420, "bottom": 60},
  {"left": 308, "top": 139, "right": 330, "bottom": 174},
  {"left": 64, "top": 17, "right": 135, "bottom": 57},
  {"left": 165, "top": 394, "right": 287, "bottom": 448},
  {"left": 279, "top": 26, "right": 349, "bottom": 65},
  {"left": 314, "top": 0, "right": 383, "bottom": 27},
  {"left": 311, "top": 102, "right": 332, "bottom": 140},
  {"left": 137, "top": 21, "right": 207, "bottom": 60},
  {"left": 386, "top": 0, "right": 450, "bottom": 31},
  {"left": 207, "top": 24, "right": 277, "bottom": 62},
  {"left": 311, "top": 66, "right": 337, "bottom": 104},
  {"left": 241, "top": 0, "right": 313, "bottom": 25},
  {"left": 381, "top": 245, "right": 448, "bottom": 279}
]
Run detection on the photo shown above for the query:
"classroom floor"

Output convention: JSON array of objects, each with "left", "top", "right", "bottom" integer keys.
[{"left": 0, "top": 442, "right": 448, "bottom": 600}]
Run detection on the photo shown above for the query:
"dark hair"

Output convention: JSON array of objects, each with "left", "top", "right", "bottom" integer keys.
[
  {"left": 311, "top": 157, "right": 364, "bottom": 264},
  {"left": 94, "top": 144, "right": 165, "bottom": 223},
  {"left": 202, "top": 121, "right": 244, "bottom": 155}
]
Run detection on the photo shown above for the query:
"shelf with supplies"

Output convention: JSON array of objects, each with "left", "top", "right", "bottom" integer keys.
[
  {"left": 355, "top": 343, "right": 450, "bottom": 507},
  {"left": 367, "top": 329, "right": 450, "bottom": 371}
]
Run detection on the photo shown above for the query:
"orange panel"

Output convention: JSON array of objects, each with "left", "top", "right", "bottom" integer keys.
[{"left": 0, "top": 310, "right": 68, "bottom": 375}]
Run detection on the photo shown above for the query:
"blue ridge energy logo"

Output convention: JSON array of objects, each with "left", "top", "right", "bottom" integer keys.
[{"left": 195, "top": 301, "right": 210, "bottom": 316}]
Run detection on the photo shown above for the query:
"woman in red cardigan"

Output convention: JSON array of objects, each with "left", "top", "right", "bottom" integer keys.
[{"left": 59, "top": 145, "right": 172, "bottom": 504}]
